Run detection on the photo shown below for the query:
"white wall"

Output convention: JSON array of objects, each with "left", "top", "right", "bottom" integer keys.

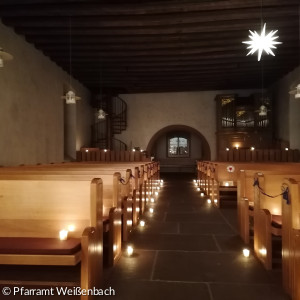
[
  {"left": 271, "top": 65, "right": 300, "bottom": 149},
  {"left": 0, "top": 21, "right": 93, "bottom": 166},
  {"left": 116, "top": 89, "right": 259, "bottom": 160}
]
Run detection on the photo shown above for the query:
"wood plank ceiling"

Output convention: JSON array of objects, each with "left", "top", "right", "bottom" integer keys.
[{"left": 0, "top": 0, "right": 299, "bottom": 94}]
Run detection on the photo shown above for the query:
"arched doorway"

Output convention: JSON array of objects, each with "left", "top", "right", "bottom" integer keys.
[{"left": 146, "top": 125, "right": 211, "bottom": 173}]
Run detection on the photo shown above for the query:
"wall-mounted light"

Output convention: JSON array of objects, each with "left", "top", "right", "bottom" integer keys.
[
  {"left": 97, "top": 109, "right": 107, "bottom": 120},
  {"left": 285, "top": 147, "right": 289, "bottom": 151},
  {"left": 250, "top": 147, "right": 255, "bottom": 151},
  {"left": 61, "top": 18, "right": 81, "bottom": 104},
  {"left": 0, "top": 48, "right": 13, "bottom": 67},
  {"left": 295, "top": 84, "right": 300, "bottom": 99}
]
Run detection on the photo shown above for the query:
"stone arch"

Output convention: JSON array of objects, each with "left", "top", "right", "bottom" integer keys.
[{"left": 146, "top": 124, "right": 211, "bottom": 160}]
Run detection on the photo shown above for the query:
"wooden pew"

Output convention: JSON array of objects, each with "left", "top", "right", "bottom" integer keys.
[
  {"left": 0, "top": 176, "right": 103, "bottom": 300},
  {"left": 0, "top": 168, "right": 122, "bottom": 267},
  {"left": 237, "top": 164, "right": 300, "bottom": 244},
  {"left": 198, "top": 161, "right": 260, "bottom": 208},
  {"left": 36, "top": 161, "right": 152, "bottom": 227},
  {"left": 77, "top": 148, "right": 151, "bottom": 163},
  {"left": 253, "top": 172, "right": 300, "bottom": 270},
  {"left": 281, "top": 178, "right": 300, "bottom": 300}
]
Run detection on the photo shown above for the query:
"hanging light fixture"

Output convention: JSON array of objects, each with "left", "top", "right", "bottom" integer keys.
[
  {"left": 97, "top": 108, "right": 107, "bottom": 120},
  {"left": 242, "top": 1, "right": 281, "bottom": 61},
  {"left": 97, "top": 71, "right": 108, "bottom": 119},
  {"left": 61, "top": 18, "right": 81, "bottom": 104},
  {"left": 243, "top": 23, "right": 281, "bottom": 61},
  {"left": 258, "top": 104, "right": 267, "bottom": 116},
  {"left": 295, "top": 84, "right": 300, "bottom": 99},
  {"left": 0, "top": 48, "right": 13, "bottom": 67}
]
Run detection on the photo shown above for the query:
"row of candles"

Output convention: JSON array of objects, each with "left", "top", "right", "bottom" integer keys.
[
  {"left": 58, "top": 179, "right": 164, "bottom": 244},
  {"left": 192, "top": 178, "right": 267, "bottom": 259},
  {"left": 125, "top": 179, "right": 164, "bottom": 257}
]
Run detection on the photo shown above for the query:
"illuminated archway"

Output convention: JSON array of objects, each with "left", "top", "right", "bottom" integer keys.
[{"left": 146, "top": 124, "right": 211, "bottom": 160}]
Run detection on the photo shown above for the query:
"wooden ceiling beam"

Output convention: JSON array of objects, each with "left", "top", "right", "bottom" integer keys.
[
  {"left": 2, "top": 6, "right": 297, "bottom": 27},
  {"left": 12, "top": 18, "right": 298, "bottom": 36},
  {"left": 0, "top": 0, "right": 299, "bottom": 16}
]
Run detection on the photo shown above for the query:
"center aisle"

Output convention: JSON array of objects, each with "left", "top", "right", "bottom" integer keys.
[{"left": 104, "top": 173, "right": 289, "bottom": 300}]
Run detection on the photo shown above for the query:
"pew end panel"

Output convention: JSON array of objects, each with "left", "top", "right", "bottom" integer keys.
[
  {"left": 0, "top": 177, "right": 103, "bottom": 294},
  {"left": 281, "top": 179, "right": 300, "bottom": 298}
]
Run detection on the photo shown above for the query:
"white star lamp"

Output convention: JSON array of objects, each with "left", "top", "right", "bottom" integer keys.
[{"left": 243, "top": 23, "right": 282, "bottom": 61}]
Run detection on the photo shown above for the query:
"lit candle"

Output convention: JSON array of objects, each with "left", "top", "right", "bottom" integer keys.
[
  {"left": 140, "top": 220, "right": 145, "bottom": 227},
  {"left": 67, "top": 224, "right": 75, "bottom": 232},
  {"left": 200, "top": 192, "right": 204, "bottom": 197},
  {"left": 149, "top": 208, "right": 154, "bottom": 214},
  {"left": 259, "top": 248, "right": 267, "bottom": 256},
  {"left": 243, "top": 248, "right": 250, "bottom": 257},
  {"left": 59, "top": 229, "right": 68, "bottom": 240},
  {"left": 127, "top": 245, "right": 134, "bottom": 256},
  {"left": 207, "top": 199, "right": 212, "bottom": 204}
]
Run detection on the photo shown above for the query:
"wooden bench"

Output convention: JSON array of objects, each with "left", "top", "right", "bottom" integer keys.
[
  {"left": 253, "top": 172, "right": 300, "bottom": 270},
  {"left": 197, "top": 161, "right": 261, "bottom": 208},
  {"left": 281, "top": 178, "right": 300, "bottom": 300},
  {"left": 237, "top": 164, "right": 300, "bottom": 244},
  {"left": 33, "top": 161, "right": 153, "bottom": 229},
  {"left": 0, "top": 176, "right": 103, "bottom": 300},
  {"left": 46, "top": 160, "right": 159, "bottom": 217},
  {"left": 0, "top": 168, "right": 122, "bottom": 267},
  {"left": 77, "top": 148, "right": 151, "bottom": 162}
]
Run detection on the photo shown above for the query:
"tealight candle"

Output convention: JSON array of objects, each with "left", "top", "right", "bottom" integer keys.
[
  {"left": 59, "top": 229, "right": 68, "bottom": 240},
  {"left": 243, "top": 248, "right": 250, "bottom": 257}
]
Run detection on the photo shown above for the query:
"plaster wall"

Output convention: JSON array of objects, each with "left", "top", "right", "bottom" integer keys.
[
  {"left": 0, "top": 21, "right": 93, "bottom": 166},
  {"left": 116, "top": 89, "right": 259, "bottom": 160},
  {"left": 271, "top": 65, "right": 300, "bottom": 149}
]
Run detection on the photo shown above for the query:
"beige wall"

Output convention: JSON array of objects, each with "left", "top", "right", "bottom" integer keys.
[
  {"left": 116, "top": 89, "right": 259, "bottom": 160},
  {"left": 0, "top": 21, "right": 93, "bottom": 166},
  {"left": 271, "top": 65, "right": 300, "bottom": 150}
]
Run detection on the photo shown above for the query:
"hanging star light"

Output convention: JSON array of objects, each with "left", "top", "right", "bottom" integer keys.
[{"left": 242, "top": 23, "right": 281, "bottom": 61}]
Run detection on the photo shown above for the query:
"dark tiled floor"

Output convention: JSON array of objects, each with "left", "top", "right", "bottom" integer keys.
[{"left": 104, "top": 173, "right": 290, "bottom": 300}]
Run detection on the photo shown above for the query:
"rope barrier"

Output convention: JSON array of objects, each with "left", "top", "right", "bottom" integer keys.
[
  {"left": 253, "top": 179, "right": 289, "bottom": 201},
  {"left": 120, "top": 174, "right": 135, "bottom": 185}
]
